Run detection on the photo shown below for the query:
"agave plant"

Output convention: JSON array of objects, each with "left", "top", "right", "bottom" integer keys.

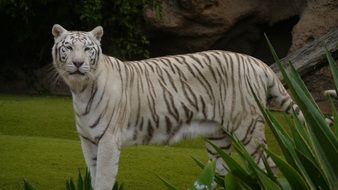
[
  {"left": 260, "top": 36, "right": 338, "bottom": 190},
  {"left": 65, "top": 169, "right": 123, "bottom": 190},
  {"left": 160, "top": 38, "right": 338, "bottom": 190},
  {"left": 23, "top": 169, "right": 123, "bottom": 190},
  {"left": 65, "top": 169, "right": 93, "bottom": 190},
  {"left": 159, "top": 160, "right": 217, "bottom": 190}
]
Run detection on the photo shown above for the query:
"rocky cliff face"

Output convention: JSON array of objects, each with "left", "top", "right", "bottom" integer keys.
[{"left": 144, "top": 0, "right": 338, "bottom": 63}]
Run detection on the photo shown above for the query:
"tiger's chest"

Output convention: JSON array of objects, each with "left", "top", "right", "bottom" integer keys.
[{"left": 75, "top": 111, "right": 112, "bottom": 144}]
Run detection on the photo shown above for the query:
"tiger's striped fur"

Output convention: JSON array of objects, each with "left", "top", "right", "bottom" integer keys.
[{"left": 52, "top": 25, "right": 304, "bottom": 190}]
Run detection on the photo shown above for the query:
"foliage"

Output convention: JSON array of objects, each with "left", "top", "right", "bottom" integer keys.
[
  {"left": 264, "top": 36, "right": 338, "bottom": 189},
  {"left": 159, "top": 41, "right": 338, "bottom": 189},
  {"left": 23, "top": 180, "right": 36, "bottom": 190},
  {"left": 23, "top": 169, "right": 124, "bottom": 190},
  {"left": 101, "top": 0, "right": 161, "bottom": 60},
  {"left": 65, "top": 169, "right": 124, "bottom": 190},
  {"left": 159, "top": 161, "right": 216, "bottom": 190},
  {"left": 0, "top": 0, "right": 161, "bottom": 83},
  {"left": 65, "top": 169, "right": 93, "bottom": 190}
]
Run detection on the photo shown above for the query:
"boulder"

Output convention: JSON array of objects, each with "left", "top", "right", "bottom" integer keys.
[{"left": 144, "top": 0, "right": 338, "bottom": 59}]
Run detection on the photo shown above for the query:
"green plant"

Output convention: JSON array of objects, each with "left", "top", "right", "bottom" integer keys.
[
  {"left": 159, "top": 161, "right": 216, "bottom": 190},
  {"left": 65, "top": 169, "right": 93, "bottom": 190},
  {"left": 260, "top": 35, "right": 338, "bottom": 190},
  {"left": 101, "top": 0, "right": 161, "bottom": 60},
  {"left": 65, "top": 169, "right": 124, "bottom": 190},
  {"left": 23, "top": 169, "right": 123, "bottom": 190},
  {"left": 23, "top": 180, "right": 36, "bottom": 190},
  {"left": 160, "top": 39, "right": 338, "bottom": 189}
]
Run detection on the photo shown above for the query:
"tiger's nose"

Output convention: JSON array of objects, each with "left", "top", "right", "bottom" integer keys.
[{"left": 73, "top": 61, "right": 84, "bottom": 68}]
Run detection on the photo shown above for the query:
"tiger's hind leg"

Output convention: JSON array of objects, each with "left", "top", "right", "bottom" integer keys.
[
  {"left": 241, "top": 117, "right": 277, "bottom": 173},
  {"left": 205, "top": 131, "right": 232, "bottom": 176}
]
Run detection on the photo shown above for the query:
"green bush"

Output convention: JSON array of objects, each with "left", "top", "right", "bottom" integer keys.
[{"left": 159, "top": 39, "right": 338, "bottom": 190}]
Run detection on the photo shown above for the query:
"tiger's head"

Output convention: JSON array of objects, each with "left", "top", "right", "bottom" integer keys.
[{"left": 51, "top": 24, "right": 103, "bottom": 91}]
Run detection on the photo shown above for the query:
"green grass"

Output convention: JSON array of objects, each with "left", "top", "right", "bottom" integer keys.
[
  {"left": 0, "top": 135, "right": 84, "bottom": 190},
  {"left": 0, "top": 94, "right": 284, "bottom": 189},
  {"left": 0, "top": 94, "right": 76, "bottom": 140}
]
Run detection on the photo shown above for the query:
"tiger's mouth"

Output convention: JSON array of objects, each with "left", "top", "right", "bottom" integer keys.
[{"left": 69, "top": 70, "right": 85, "bottom": 75}]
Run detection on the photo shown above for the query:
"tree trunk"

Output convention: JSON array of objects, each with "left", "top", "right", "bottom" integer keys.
[{"left": 270, "top": 29, "right": 338, "bottom": 80}]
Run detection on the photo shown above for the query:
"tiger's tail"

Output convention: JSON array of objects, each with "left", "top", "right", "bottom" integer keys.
[
  {"left": 267, "top": 77, "right": 334, "bottom": 126},
  {"left": 323, "top": 89, "right": 338, "bottom": 99},
  {"left": 323, "top": 89, "right": 336, "bottom": 125}
]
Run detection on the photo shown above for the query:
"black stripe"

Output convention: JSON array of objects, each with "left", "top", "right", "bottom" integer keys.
[
  {"left": 190, "top": 54, "right": 205, "bottom": 68},
  {"left": 191, "top": 64, "right": 213, "bottom": 101},
  {"left": 200, "top": 95, "right": 207, "bottom": 119},
  {"left": 207, "top": 135, "right": 227, "bottom": 141},
  {"left": 163, "top": 58, "right": 176, "bottom": 74},
  {"left": 163, "top": 69, "right": 178, "bottom": 92},
  {"left": 165, "top": 116, "right": 172, "bottom": 134},
  {"left": 241, "top": 119, "right": 256, "bottom": 145},
  {"left": 219, "top": 144, "right": 232, "bottom": 150},
  {"left": 83, "top": 82, "right": 98, "bottom": 115},
  {"left": 180, "top": 79, "right": 198, "bottom": 110},
  {"left": 89, "top": 116, "right": 101, "bottom": 129},
  {"left": 173, "top": 64, "right": 187, "bottom": 81},
  {"left": 134, "top": 79, "right": 141, "bottom": 126},
  {"left": 180, "top": 56, "right": 197, "bottom": 77},
  {"left": 89, "top": 112, "right": 104, "bottom": 128},
  {"left": 145, "top": 61, "right": 155, "bottom": 72},
  {"left": 201, "top": 52, "right": 217, "bottom": 83},
  {"left": 181, "top": 102, "right": 193, "bottom": 123},
  {"left": 79, "top": 134, "right": 97, "bottom": 145},
  {"left": 95, "top": 107, "right": 116, "bottom": 142},
  {"left": 163, "top": 89, "right": 179, "bottom": 121},
  {"left": 94, "top": 80, "right": 107, "bottom": 109},
  {"left": 139, "top": 117, "right": 144, "bottom": 131},
  {"left": 206, "top": 148, "right": 218, "bottom": 156},
  {"left": 144, "top": 120, "right": 154, "bottom": 143},
  {"left": 146, "top": 94, "right": 159, "bottom": 127}
]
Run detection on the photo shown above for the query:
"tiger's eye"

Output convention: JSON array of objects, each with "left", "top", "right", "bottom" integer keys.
[
  {"left": 66, "top": 46, "right": 73, "bottom": 51},
  {"left": 84, "top": 47, "right": 90, "bottom": 51}
]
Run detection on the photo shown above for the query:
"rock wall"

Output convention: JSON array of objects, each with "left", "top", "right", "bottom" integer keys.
[{"left": 145, "top": 0, "right": 338, "bottom": 62}]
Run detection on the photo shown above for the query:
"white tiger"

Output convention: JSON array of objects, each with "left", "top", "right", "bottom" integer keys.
[{"left": 51, "top": 24, "right": 305, "bottom": 190}]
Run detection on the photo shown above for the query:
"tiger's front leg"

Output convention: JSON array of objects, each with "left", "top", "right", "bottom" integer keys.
[
  {"left": 95, "top": 129, "right": 121, "bottom": 190},
  {"left": 79, "top": 136, "right": 98, "bottom": 188}
]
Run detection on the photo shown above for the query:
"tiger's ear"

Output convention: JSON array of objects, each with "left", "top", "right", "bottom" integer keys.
[
  {"left": 90, "top": 26, "right": 104, "bottom": 41},
  {"left": 52, "top": 24, "right": 67, "bottom": 39}
]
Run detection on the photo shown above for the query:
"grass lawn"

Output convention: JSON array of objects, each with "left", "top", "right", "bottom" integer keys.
[{"left": 0, "top": 94, "right": 285, "bottom": 189}]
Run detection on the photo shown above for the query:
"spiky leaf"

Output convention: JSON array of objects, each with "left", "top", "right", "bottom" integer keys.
[{"left": 190, "top": 161, "right": 215, "bottom": 190}]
